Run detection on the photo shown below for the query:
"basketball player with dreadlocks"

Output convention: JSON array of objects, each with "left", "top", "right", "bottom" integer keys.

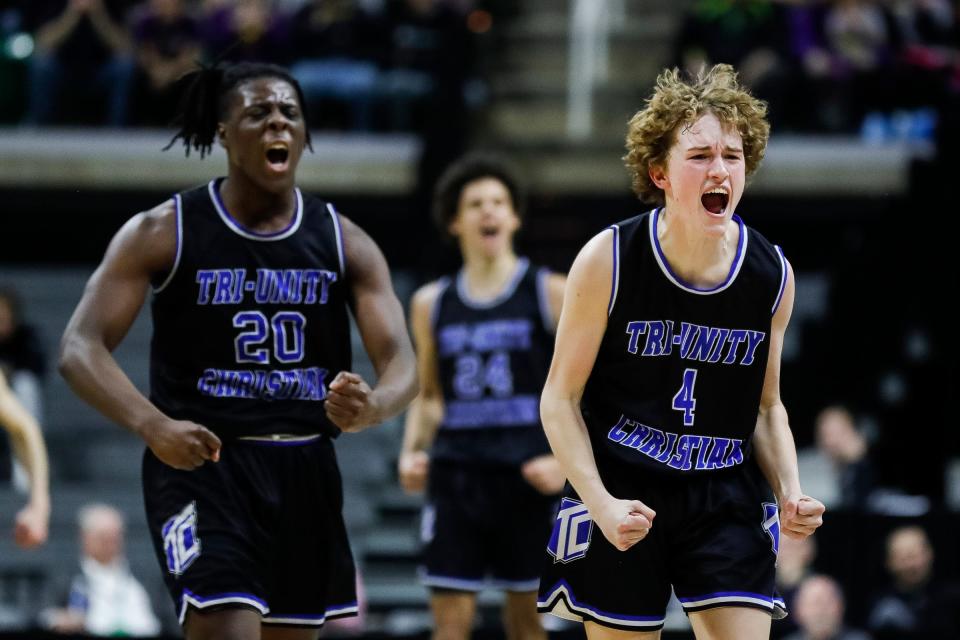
[{"left": 59, "top": 62, "right": 418, "bottom": 640}]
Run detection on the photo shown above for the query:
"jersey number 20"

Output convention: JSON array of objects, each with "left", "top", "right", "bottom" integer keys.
[
  {"left": 672, "top": 368, "right": 698, "bottom": 426},
  {"left": 233, "top": 311, "right": 306, "bottom": 364}
]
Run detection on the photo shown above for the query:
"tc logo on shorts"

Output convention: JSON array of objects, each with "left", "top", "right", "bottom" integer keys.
[
  {"left": 761, "top": 502, "right": 780, "bottom": 556},
  {"left": 162, "top": 501, "right": 201, "bottom": 576},
  {"left": 547, "top": 498, "right": 594, "bottom": 564}
]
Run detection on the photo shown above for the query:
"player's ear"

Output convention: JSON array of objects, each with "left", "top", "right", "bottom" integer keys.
[
  {"left": 648, "top": 163, "right": 668, "bottom": 190},
  {"left": 507, "top": 207, "right": 521, "bottom": 234},
  {"left": 217, "top": 124, "right": 227, "bottom": 148},
  {"left": 447, "top": 213, "right": 461, "bottom": 239}
]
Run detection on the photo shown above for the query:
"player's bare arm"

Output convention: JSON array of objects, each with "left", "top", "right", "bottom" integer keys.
[
  {"left": 520, "top": 271, "right": 568, "bottom": 495},
  {"left": 59, "top": 201, "right": 221, "bottom": 470},
  {"left": 540, "top": 230, "right": 655, "bottom": 551},
  {"left": 324, "top": 215, "right": 417, "bottom": 432},
  {"left": 0, "top": 370, "right": 50, "bottom": 548},
  {"left": 397, "top": 281, "right": 445, "bottom": 494},
  {"left": 752, "top": 261, "right": 825, "bottom": 539}
]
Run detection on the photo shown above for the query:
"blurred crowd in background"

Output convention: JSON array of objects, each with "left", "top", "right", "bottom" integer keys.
[
  {"left": 0, "top": 0, "right": 494, "bottom": 131},
  {"left": 0, "top": 0, "right": 956, "bottom": 141}
]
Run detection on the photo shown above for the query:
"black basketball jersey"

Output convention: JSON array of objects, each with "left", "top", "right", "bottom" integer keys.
[
  {"left": 431, "top": 258, "right": 554, "bottom": 467},
  {"left": 149, "top": 178, "right": 351, "bottom": 439},
  {"left": 582, "top": 209, "right": 788, "bottom": 476}
]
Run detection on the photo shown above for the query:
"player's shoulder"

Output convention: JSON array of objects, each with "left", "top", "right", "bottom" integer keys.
[
  {"left": 737, "top": 216, "right": 782, "bottom": 258},
  {"left": 740, "top": 219, "right": 787, "bottom": 277},
  {"left": 574, "top": 226, "right": 616, "bottom": 270},
  {"left": 101, "top": 200, "right": 179, "bottom": 275},
  {"left": 411, "top": 278, "right": 450, "bottom": 314},
  {"left": 133, "top": 199, "right": 178, "bottom": 245}
]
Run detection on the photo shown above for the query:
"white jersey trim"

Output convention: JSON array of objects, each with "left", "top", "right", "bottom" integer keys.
[
  {"left": 429, "top": 277, "right": 452, "bottom": 333},
  {"left": 608, "top": 225, "right": 620, "bottom": 316},
  {"left": 262, "top": 603, "right": 359, "bottom": 626},
  {"left": 153, "top": 194, "right": 183, "bottom": 294},
  {"left": 419, "top": 570, "right": 540, "bottom": 593},
  {"left": 419, "top": 570, "right": 486, "bottom": 592},
  {"left": 456, "top": 257, "right": 530, "bottom": 310},
  {"left": 679, "top": 593, "right": 782, "bottom": 610},
  {"left": 179, "top": 590, "right": 268, "bottom": 625},
  {"left": 772, "top": 245, "right": 788, "bottom": 315},
  {"left": 539, "top": 581, "right": 665, "bottom": 628},
  {"left": 327, "top": 203, "right": 346, "bottom": 277},
  {"left": 648, "top": 209, "right": 748, "bottom": 296},
  {"left": 536, "top": 267, "right": 555, "bottom": 334},
  {"left": 208, "top": 179, "right": 303, "bottom": 242}
]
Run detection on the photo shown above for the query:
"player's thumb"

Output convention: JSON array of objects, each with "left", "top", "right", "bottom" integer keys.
[
  {"left": 200, "top": 428, "right": 222, "bottom": 462},
  {"left": 630, "top": 500, "right": 656, "bottom": 521},
  {"left": 781, "top": 499, "right": 797, "bottom": 521},
  {"left": 330, "top": 371, "right": 360, "bottom": 390}
]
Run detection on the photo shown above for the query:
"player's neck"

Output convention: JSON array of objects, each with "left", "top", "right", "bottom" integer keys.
[
  {"left": 219, "top": 176, "right": 297, "bottom": 233},
  {"left": 657, "top": 207, "right": 739, "bottom": 288},
  {"left": 461, "top": 251, "right": 519, "bottom": 301}
]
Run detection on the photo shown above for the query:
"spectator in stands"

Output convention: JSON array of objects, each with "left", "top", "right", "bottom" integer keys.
[
  {"left": 673, "top": 0, "right": 794, "bottom": 128},
  {"left": 0, "top": 369, "right": 49, "bottom": 549},
  {"left": 21, "top": 0, "right": 135, "bottom": 125},
  {"left": 376, "top": 0, "right": 473, "bottom": 132},
  {"left": 774, "top": 534, "right": 817, "bottom": 638},
  {"left": 820, "top": 0, "right": 898, "bottom": 133},
  {"left": 127, "top": 0, "right": 203, "bottom": 126},
  {"left": 289, "top": 0, "right": 381, "bottom": 131},
  {"left": 866, "top": 525, "right": 960, "bottom": 635},
  {"left": 378, "top": 0, "right": 479, "bottom": 241},
  {"left": 785, "top": 574, "right": 870, "bottom": 640},
  {"left": 814, "top": 405, "right": 877, "bottom": 510},
  {"left": 199, "top": 0, "right": 291, "bottom": 65},
  {"left": 43, "top": 504, "right": 160, "bottom": 637},
  {"left": 885, "top": 0, "right": 956, "bottom": 136},
  {"left": 0, "top": 2, "right": 28, "bottom": 122}
]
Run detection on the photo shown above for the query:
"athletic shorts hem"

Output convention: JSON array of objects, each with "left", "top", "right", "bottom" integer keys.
[
  {"left": 489, "top": 577, "right": 540, "bottom": 592},
  {"left": 679, "top": 592, "right": 787, "bottom": 619},
  {"left": 537, "top": 581, "right": 665, "bottom": 631},
  {"left": 421, "top": 570, "right": 540, "bottom": 593},
  {"left": 421, "top": 571, "right": 486, "bottom": 592},
  {"left": 261, "top": 603, "right": 360, "bottom": 627},
  {"left": 178, "top": 590, "right": 268, "bottom": 624}
]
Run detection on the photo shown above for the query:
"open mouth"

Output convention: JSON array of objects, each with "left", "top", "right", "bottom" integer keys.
[
  {"left": 266, "top": 147, "right": 289, "bottom": 167},
  {"left": 480, "top": 226, "right": 499, "bottom": 238},
  {"left": 701, "top": 190, "right": 729, "bottom": 215}
]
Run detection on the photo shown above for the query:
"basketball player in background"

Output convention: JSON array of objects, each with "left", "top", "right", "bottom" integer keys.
[{"left": 399, "top": 154, "right": 565, "bottom": 640}]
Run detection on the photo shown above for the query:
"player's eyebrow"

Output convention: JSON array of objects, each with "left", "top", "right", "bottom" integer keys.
[{"left": 686, "top": 145, "right": 743, "bottom": 153}]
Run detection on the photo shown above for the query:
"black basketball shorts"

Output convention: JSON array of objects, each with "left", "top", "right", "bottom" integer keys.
[
  {"left": 420, "top": 460, "right": 558, "bottom": 592},
  {"left": 538, "top": 459, "right": 785, "bottom": 631},
  {"left": 142, "top": 435, "right": 357, "bottom": 627}
]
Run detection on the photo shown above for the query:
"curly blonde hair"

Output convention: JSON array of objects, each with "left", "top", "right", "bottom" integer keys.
[{"left": 624, "top": 64, "right": 770, "bottom": 204}]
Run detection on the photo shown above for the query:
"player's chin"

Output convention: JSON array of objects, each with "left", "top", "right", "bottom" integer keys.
[{"left": 256, "top": 169, "right": 297, "bottom": 192}]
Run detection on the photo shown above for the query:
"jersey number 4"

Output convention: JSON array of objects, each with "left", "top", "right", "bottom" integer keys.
[{"left": 672, "top": 368, "right": 698, "bottom": 426}]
